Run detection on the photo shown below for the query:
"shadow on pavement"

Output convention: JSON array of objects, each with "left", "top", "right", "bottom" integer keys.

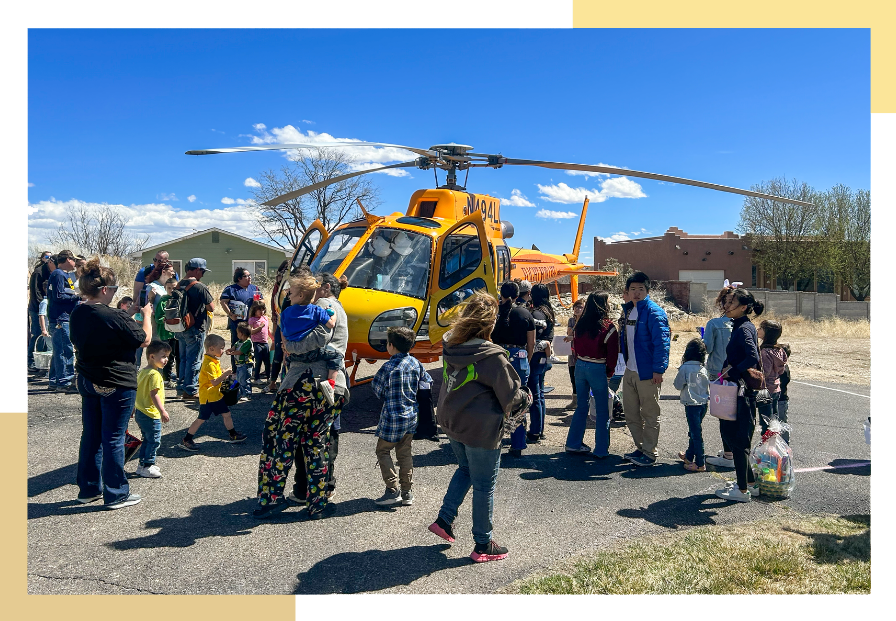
[
  {"left": 28, "top": 463, "right": 78, "bottom": 498},
  {"left": 825, "top": 459, "right": 870, "bottom": 476},
  {"left": 28, "top": 499, "right": 105, "bottom": 520},
  {"left": 413, "top": 442, "right": 457, "bottom": 468},
  {"left": 617, "top": 493, "right": 720, "bottom": 528},
  {"left": 500, "top": 452, "right": 627, "bottom": 482},
  {"left": 293, "top": 543, "right": 469, "bottom": 593}
]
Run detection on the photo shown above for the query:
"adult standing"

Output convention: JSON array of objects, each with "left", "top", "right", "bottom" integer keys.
[
  {"left": 564, "top": 291, "right": 620, "bottom": 457},
  {"left": 46, "top": 250, "right": 81, "bottom": 392},
  {"left": 70, "top": 257, "right": 152, "bottom": 509},
  {"left": 174, "top": 258, "right": 215, "bottom": 400},
  {"left": 703, "top": 287, "right": 736, "bottom": 468},
  {"left": 27, "top": 251, "right": 53, "bottom": 372},
  {"left": 564, "top": 298, "right": 584, "bottom": 409},
  {"left": 264, "top": 260, "right": 290, "bottom": 393},
  {"left": 619, "top": 272, "right": 670, "bottom": 467},
  {"left": 254, "top": 270, "right": 350, "bottom": 520},
  {"left": 715, "top": 288, "right": 765, "bottom": 503},
  {"left": 526, "top": 284, "right": 555, "bottom": 443},
  {"left": 220, "top": 267, "right": 259, "bottom": 371},
  {"left": 491, "top": 281, "right": 535, "bottom": 457},
  {"left": 132, "top": 250, "right": 179, "bottom": 369}
]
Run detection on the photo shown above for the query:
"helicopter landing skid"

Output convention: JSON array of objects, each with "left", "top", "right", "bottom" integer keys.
[{"left": 347, "top": 357, "right": 378, "bottom": 387}]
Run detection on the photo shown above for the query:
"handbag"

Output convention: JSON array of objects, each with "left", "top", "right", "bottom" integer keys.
[
  {"left": 124, "top": 431, "right": 142, "bottom": 462},
  {"left": 709, "top": 381, "right": 738, "bottom": 420},
  {"left": 753, "top": 356, "right": 772, "bottom": 406}
]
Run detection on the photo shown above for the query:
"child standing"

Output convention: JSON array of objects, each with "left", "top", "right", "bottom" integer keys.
[
  {"left": 758, "top": 320, "right": 789, "bottom": 437},
  {"left": 673, "top": 339, "right": 711, "bottom": 471},
  {"left": 116, "top": 297, "right": 133, "bottom": 312},
  {"left": 279, "top": 271, "right": 339, "bottom": 405},
  {"left": 178, "top": 334, "right": 247, "bottom": 451},
  {"left": 248, "top": 300, "right": 271, "bottom": 386},
  {"left": 371, "top": 327, "right": 433, "bottom": 507},
  {"left": 155, "top": 277, "right": 180, "bottom": 387},
  {"left": 134, "top": 341, "right": 172, "bottom": 478},
  {"left": 225, "top": 322, "right": 255, "bottom": 401},
  {"left": 777, "top": 344, "right": 792, "bottom": 444}
]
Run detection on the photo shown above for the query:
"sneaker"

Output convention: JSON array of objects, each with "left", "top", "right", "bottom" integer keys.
[
  {"left": 306, "top": 502, "right": 337, "bottom": 520},
  {"left": 178, "top": 438, "right": 199, "bottom": 451},
  {"left": 715, "top": 486, "right": 751, "bottom": 503},
  {"left": 706, "top": 452, "right": 735, "bottom": 468},
  {"left": 165, "top": 380, "right": 177, "bottom": 389},
  {"left": 105, "top": 493, "right": 142, "bottom": 510},
  {"left": 237, "top": 396, "right": 250, "bottom": 403},
  {"left": 412, "top": 432, "right": 440, "bottom": 442},
  {"left": 747, "top": 482, "right": 761, "bottom": 497},
  {"left": 428, "top": 516, "right": 456, "bottom": 543},
  {"left": 228, "top": 431, "right": 248, "bottom": 443},
  {"left": 623, "top": 450, "right": 644, "bottom": 462},
  {"left": 526, "top": 433, "right": 541, "bottom": 444},
  {"left": 374, "top": 488, "right": 402, "bottom": 506},
  {"left": 76, "top": 493, "right": 103, "bottom": 504},
  {"left": 175, "top": 390, "right": 184, "bottom": 398},
  {"left": 549, "top": 355, "right": 562, "bottom": 363},
  {"left": 470, "top": 540, "right": 509, "bottom": 563},
  {"left": 507, "top": 449, "right": 522, "bottom": 457},
  {"left": 252, "top": 500, "right": 289, "bottom": 519},
  {"left": 401, "top": 490, "right": 414, "bottom": 506},
  {"left": 181, "top": 392, "right": 199, "bottom": 401},
  {"left": 630, "top": 453, "right": 657, "bottom": 467},
  {"left": 565, "top": 443, "right": 591, "bottom": 454},
  {"left": 318, "top": 379, "right": 336, "bottom": 406},
  {"left": 60, "top": 383, "right": 79, "bottom": 394},
  {"left": 138, "top": 464, "right": 162, "bottom": 478}
]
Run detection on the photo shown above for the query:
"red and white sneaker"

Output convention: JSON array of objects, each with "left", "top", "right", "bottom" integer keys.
[
  {"left": 318, "top": 379, "right": 336, "bottom": 406},
  {"left": 470, "top": 540, "right": 508, "bottom": 563}
]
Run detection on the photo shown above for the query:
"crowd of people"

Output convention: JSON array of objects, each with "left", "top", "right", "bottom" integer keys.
[{"left": 26, "top": 252, "right": 792, "bottom": 561}]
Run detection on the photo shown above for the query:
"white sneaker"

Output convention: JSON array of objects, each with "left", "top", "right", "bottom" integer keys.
[
  {"left": 715, "top": 486, "right": 751, "bottom": 502},
  {"left": 106, "top": 493, "right": 142, "bottom": 509},
  {"left": 139, "top": 464, "right": 162, "bottom": 478},
  {"left": 706, "top": 452, "right": 735, "bottom": 468},
  {"left": 318, "top": 379, "right": 336, "bottom": 406},
  {"left": 747, "top": 482, "right": 760, "bottom": 497}
]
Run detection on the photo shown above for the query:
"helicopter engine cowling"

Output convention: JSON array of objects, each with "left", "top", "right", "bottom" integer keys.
[{"left": 500, "top": 220, "right": 514, "bottom": 239}]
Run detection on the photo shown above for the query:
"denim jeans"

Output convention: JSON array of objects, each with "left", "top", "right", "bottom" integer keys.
[
  {"left": 175, "top": 327, "right": 205, "bottom": 395},
  {"left": 566, "top": 360, "right": 609, "bottom": 456},
  {"left": 527, "top": 352, "right": 548, "bottom": 436},
  {"left": 49, "top": 321, "right": 75, "bottom": 387},
  {"left": 135, "top": 409, "right": 162, "bottom": 466},
  {"left": 76, "top": 375, "right": 136, "bottom": 504},
  {"left": 438, "top": 438, "right": 502, "bottom": 545},
  {"left": 760, "top": 392, "right": 789, "bottom": 443},
  {"left": 236, "top": 363, "right": 252, "bottom": 397},
  {"left": 506, "top": 347, "right": 530, "bottom": 450},
  {"left": 28, "top": 309, "right": 42, "bottom": 367},
  {"left": 684, "top": 403, "right": 708, "bottom": 467},
  {"left": 776, "top": 398, "right": 790, "bottom": 444}
]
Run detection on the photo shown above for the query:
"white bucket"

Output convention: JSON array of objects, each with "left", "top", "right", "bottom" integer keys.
[{"left": 33, "top": 336, "right": 52, "bottom": 370}]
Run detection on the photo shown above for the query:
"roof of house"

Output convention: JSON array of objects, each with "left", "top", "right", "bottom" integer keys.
[{"left": 130, "top": 227, "right": 290, "bottom": 259}]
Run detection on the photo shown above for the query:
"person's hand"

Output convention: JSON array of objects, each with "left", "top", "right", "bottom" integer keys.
[
  {"left": 224, "top": 368, "right": 234, "bottom": 377},
  {"left": 161, "top": 411, "right": 170, "bottom": 423},
  {"left": 563, "top": 336, "right": 572, "bottom": 342},
  {"left": 545, "top": 342, "right": 553, "bottom": 357},
  {"left": 142, "top": 301, "right": 153, "bottom": 316},
  {"left": 652, "top": 373, "right": 664, "bottom": 385},
  {"left": 41, "top": 330, "right": 49, "bottom": 337}
]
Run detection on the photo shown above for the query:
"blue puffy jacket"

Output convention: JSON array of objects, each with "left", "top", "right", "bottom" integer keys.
[{"left": 620, "top": 296, "right": 670, "bottom": 381}]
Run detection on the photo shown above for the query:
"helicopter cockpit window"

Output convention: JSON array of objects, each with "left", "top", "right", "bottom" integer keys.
[
  {"left": 308, "top": 228, "right": 365, "bottom": 275},
  {"left": 292, "top": 229, "right": 322, "bottom": 271},
  {"left": 341, "top": 229, "right": 433, "bottom": 299},
  {"left": 439, "top": 223, "right": 482, "bottom": 290}
]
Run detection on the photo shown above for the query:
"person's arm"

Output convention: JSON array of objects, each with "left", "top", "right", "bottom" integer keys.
[
  {"left": 139, "top": 301, "right": 153, "bottom": 347},
  {"left": 703, "top": 320, "right": 715, "bottom": 355},
  {"left": 372, "top": 365, "right": 388, "bottom": 399},
  {"left": 150, "top": 388, "right": 170, "bottom": 423},
  {"left": 672, "top": 366, "right": 687, "bottom": 391},
  {"left": 605, "top": 327, "right": 619, "bottom": 377},
  {"left": 735, "top": 328, "right": 761, "bottom": 375},
  {"left": 210, "top": 369, "right": 234, "bottom": 386},
  {"left": 249, "top": 318, "right": 264, "bottom": 335},
  {"left": 283, "top": 324, "right": 330, "bottom": 355},
  {"left": 526, "top": 329, "right": 535, "bottom": 362},
  {"left": 51, "top": 271, "right": 80, "bottom": 302},
  {"left": 648, "top": 305, "right": 671, "bottom": 384},
  {"left": 219, "top": 288, "right": 237, "bottom": 321},
  {"left": 39, "top": 314, "right": 49, "bottom": 336}
]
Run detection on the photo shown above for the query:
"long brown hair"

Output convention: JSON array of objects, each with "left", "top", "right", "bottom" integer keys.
[
  {"left": 445, "top": 292, "right": 498, "bottom": 346},
  {"left": 575, "top": 290, "right": 612, "bottom": 339}
]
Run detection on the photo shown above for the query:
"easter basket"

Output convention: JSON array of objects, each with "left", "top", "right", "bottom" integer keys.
[{"left": 750, "top": 416, "right": 795, "bottom": 499}]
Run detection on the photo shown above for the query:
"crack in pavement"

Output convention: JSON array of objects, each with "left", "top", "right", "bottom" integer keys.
[{"left": 28, "top": 572, "right": 165, "bottom": 595}]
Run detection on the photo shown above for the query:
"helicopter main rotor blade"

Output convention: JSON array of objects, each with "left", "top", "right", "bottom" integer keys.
[
  {"left": 186, "top": 142, "right": 436, "bottom": 158},
  {"left": 260, "top": 160, "right": 419, "bottom": 207},
  {"left": 501, "top": 158, "right": 815, "bottom": 207}
]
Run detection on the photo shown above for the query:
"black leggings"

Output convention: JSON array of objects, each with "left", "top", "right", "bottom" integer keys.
[
  {"left": 162, "top": 338, "right": 179, "bottom": 381},
  {"left": 719, "top": 393, "right": 757, "bottom": 490},
  {"left": 569, "top": 365, "right": 576, "bottom": 394},
  {"left": 269, "top": 325, "right": 284, "bottom": 385},
  {"left": 253, "top": 342, "right": 270, "bottom": 381}
]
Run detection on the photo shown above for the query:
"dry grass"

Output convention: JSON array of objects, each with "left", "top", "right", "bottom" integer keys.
[{"left": 503, "top": 514, "right": 870, "bottom": 594}]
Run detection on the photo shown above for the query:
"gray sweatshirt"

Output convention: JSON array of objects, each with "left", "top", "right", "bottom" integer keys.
[
  {"left": 673, "top": 360, "right": 710, "bottom": 406},
  {"left": 279, "top": 296, "right": 351, "bottom": 405}
]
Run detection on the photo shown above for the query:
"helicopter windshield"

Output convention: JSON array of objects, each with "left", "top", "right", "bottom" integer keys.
[
  {"left": 341, "top": 228, "right": 432, "bottom": 299},
  {"left": 308, "top": 228, "right": 366, "bottom": 275}
]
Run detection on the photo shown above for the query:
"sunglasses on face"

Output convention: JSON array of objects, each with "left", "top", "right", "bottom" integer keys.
[{"left": 104, "top": 285, "right": 120, "bottom": 291}]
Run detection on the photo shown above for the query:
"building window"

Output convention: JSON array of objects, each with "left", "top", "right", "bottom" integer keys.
[
  {"left": 796, "top": 271, "right": 814, "bottom": 292},
  {"left": 817, "top": 270, "right": 835, "bottom": 294},
  {"left": 212, "top": 231, "right": 220, "bottom": 243},
  {"left": 232, "top": 260, "right": 267, "bottom": 279},
  {"left": 169, "top": 259, "right": 183, "bottom": 277}
]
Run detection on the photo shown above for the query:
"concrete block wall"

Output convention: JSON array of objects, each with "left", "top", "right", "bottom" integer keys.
[
  {"left": 751, "top": 290, "right": 869, "bottom": 321},
  {"left": 837, "top": 301, "right": 871, "bottom": 320}
]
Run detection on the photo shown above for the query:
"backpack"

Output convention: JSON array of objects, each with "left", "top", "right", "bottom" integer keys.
[{"left": 164, "top": 280, "right": 199, "bottom": 333}]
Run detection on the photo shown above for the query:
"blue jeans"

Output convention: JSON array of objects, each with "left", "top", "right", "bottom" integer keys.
[
  {"left": 438, "top": 438, "right": 502, "bottom": 545},
  {"left": 236, "top": 363, "right": 252, "bottom": 397},
  {"left": 28, "top": 309, "right": 41, "bottom": 367},
  {"left": 506, "top": 347, "right": 530, "bottom": 450},
  {"left": 49, "top": 321, "right": 75, "bottom": 387},
  {"left": 527, "top": 352, "right": 548, "bottom": 436},
  {"left": 684, "top": 403, "right": 708, "bottom": 467},
  {"left": 566, "top": 360, "right": 609, "bottom": 455},
  {"left": 776, "top": 398, "right": 790, "bottom": 444},
  {"left": 175, "top": 327, "right": 205, "bottom": 395},
  {"left": 135, "top": 409, "right": 162, "bottom": 466},
  {"left": 760, "top": 392, "right": 789, "bottom": 444},
  {"left": 76, "top": 375, "right": 136, "bottom": 504}
]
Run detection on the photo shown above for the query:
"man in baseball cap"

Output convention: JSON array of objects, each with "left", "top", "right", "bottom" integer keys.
[{"left": 174, "top": 258, "right": 215, "bottom": 399}]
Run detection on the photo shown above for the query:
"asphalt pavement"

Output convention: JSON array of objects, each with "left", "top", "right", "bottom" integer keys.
[{"left": 26, "top": 361, "right": 870, "bottom": 594}]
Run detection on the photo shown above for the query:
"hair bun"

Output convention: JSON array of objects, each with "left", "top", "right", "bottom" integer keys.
[
  {"left": 338, "top": 275, "right": 349, "bottom": 289},
  {"left": 752, "top": 300, "right": 765, "bottom": 317}
]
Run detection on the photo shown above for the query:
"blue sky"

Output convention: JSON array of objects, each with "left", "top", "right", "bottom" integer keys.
[{"left": 28, "top": 28, "right": 870, "bottom": 263}]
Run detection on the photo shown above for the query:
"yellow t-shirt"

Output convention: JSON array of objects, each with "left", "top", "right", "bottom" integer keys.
[
  {"left": 136, "top": 368, "right": 165, "bottom": 419},
  {"left": 199, "top": 354, "right": 224, "bottom": 404}
]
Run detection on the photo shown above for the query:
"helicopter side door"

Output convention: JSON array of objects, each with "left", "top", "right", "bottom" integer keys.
[
  {"left": 427, "top": 212, "right": 498, "bottom": 344},
  {"left": 275, "top": 220, "right": 330, "bottom": 312}
]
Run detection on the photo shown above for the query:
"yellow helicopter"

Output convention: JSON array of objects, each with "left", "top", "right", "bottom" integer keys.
[{"left": 186, "top": 141, "right": 811, "bottom": 383}]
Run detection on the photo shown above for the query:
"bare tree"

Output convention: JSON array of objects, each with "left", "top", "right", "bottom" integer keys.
[
  {"left": 249, "top": 147, "right": 381, "bottom": 250},
  {"left": 47, "top": 204, "right": 151, "bottom": 257},
  {"left": 817, "top": 184, "right": 871, "bottom": 300},
  {"left": 738, "top": 177, "right": 821, "bottom": 290}
]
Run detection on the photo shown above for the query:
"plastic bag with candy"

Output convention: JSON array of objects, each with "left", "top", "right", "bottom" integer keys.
[{"left": 750, "top": 416, "right": 795, "bottom": 498}]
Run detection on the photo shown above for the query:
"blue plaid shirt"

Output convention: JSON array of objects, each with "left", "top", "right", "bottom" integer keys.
[{"left": 372, "top": 352, "right": 433, "bottom": 443}]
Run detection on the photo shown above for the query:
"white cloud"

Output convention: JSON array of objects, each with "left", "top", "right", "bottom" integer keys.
[
  {"left": 564, "top": 163, "right": 618, "bottom": 179},
  {"left": 301, "top": 119, "right": 315, "bottom": 125},
  {"left": 27, "top": 198, "right": 263, "bottom": 248},
  {"left": 244, "top": 177, "right": 262, "bottom": 188},
  {"left": 221, "top": 197, "right": 254, "bottom": 205},
  {"left": 499, "top": 189, "right": 535, "bottom": 207},
  {"left": 187, "top": 195, "right": 197, "bottom": 202},
  {"left": 536, "top": 209, "right": 578, "bottom": 220},
  {"left": 28, "top": 182, "right": 35, "bottom": 187},
  {"left": 348, "top": 162, "right": 411, "bottom": 177},
  {"left": 599, "top": 232, "right": 634, "bottom": 243},
  {"left": 248, "top": 124, "right": 419, "bottom": 166},
  {"left": 211, "top": 129, "right": 225, "bottom": 134},
  {"left": 158, "top": 193, "right": 178, "bottom": 201},
  {"left": 537, "top": 176, "right": 647, "bottom": 204}
]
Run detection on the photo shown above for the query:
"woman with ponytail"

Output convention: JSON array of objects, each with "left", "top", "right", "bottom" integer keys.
[
  {"left": 69, "top": 257, "right": 152, "bottom": 509},
  {"left": 526, "top": 284, "right": 555, "bottom": 443},
  {"left": 715, "top": 288, "right": 765, "bottom": 503}
]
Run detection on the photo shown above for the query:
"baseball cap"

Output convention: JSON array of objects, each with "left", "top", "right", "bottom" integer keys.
[
  {"left": 55, "top": 250, "right": 75, "bottom": 263},
  {"left": 185, "top": 258, "right": 211, "bottom": 272}
]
